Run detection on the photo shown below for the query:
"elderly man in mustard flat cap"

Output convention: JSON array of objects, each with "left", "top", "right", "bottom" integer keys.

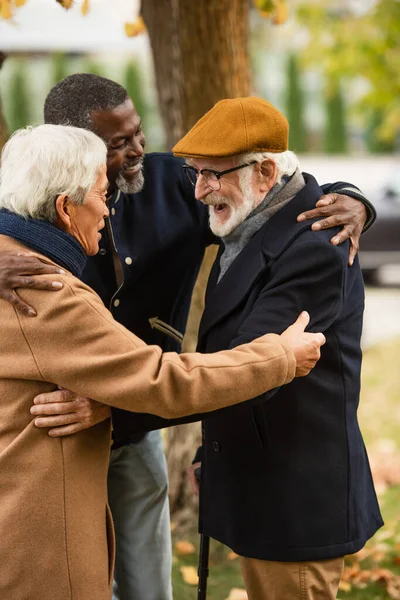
[{"left": 173, "top": 97, "right": 383, "bottom": 600}]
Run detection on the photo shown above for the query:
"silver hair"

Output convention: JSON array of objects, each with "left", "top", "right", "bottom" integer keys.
[
  {"left": 236, "top": 150, "right": 300, "bottom": 186},
  {"left": 0, "top": 124, "right": 107, "bottom": 223}
]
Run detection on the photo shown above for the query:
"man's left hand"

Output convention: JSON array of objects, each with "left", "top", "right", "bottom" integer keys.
[
  {"left": 297, "top": 194, "right": 367, "bottom": 266},
  {"left": 30, "top": 388, "right": 111, "bottom": 437}
]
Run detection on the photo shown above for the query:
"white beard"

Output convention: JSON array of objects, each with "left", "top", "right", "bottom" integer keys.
[
  {"left": 207, "top": 187, "right": 258, "bottom": 237},
  {"left": 116, "top": 166, "right": 145, "bottom": 194}
]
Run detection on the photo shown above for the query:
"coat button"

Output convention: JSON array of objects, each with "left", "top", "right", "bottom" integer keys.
[
  {"left": 99, "top": 248, "right": 107, "bottom": 256},
  {"left": 113, "top": 299, "right": 120, "bottom": 307},
  {"left": 125, "top": 257, "right": 132, "bottom": 265},
  {"left": 111, "top": 208, "right": 116, "bottom": 216},
  {"left": 212, "top": 441, "right": 220, "bottom": 452}
]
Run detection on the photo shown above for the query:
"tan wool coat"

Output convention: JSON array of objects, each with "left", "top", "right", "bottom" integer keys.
[{"left": 0, "top": 235, "right": 295, "bottom": 600}]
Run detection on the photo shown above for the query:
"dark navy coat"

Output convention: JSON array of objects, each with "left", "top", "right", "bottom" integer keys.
[
  {"left": 81, "top": 152, "right": 376, "bottom": 447},
  {"left": 195, "top": 174, "right": 383, "bottom": 561}
]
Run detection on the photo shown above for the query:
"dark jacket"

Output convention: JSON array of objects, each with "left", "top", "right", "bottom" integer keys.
[
  {"left": 195, "top": 174, "right": 383, "bottom": 561},
  {"left": 81, "top": 153, "right": 376, "bottom": 446}
]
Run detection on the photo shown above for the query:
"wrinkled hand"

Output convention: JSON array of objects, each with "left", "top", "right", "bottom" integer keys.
[
  {"left": 30, "top": 388, "right": 111, "bottom": 437},
  {"left": 187, "top": 462, "right": 201, "bottom": 496},
  {"left": 297, "top": 194, "right": 367, "bottom": 266},
  {"left": 0, "top": 252, "right": 64, "bottom": 316},
  {"left": 281, "top": 312, "right": 325, "bottom": 377}
]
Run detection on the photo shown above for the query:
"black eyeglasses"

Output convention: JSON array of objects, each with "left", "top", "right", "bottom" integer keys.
[{"left": 182, "top": 161, "right": 257, "bottom": 191}]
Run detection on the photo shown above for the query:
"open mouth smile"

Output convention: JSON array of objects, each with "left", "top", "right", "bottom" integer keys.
[{"left": 123, "top": 162, "right": 142, "bottom": 175}]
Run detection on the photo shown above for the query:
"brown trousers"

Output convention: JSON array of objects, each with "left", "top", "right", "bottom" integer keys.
[{"left": 240, "top": 556, "right": 344, "bottom": 600}]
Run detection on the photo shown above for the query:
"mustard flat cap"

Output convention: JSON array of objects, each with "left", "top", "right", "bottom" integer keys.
[{"left": 173, "top": 97, "right": 288, "bottom": 159}]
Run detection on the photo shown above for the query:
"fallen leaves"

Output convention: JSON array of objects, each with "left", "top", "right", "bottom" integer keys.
[
  {"left": 175, "top": 540, "right": 196, "bottom": 556},
  {"left": 340, "top": 559, "right": 400, "bottom": 598},
  {"left": 225, "top": 589, "right": 248, "bottom": 600},
  {"left": 369, "top": 442, "right": 400, "bottom": 495},
  {"left": 180, "top": 565, "right": 198, "bottom": 586}
]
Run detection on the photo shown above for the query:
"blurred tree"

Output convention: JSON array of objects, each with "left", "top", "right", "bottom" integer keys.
[
  {"left": 141, "top": 0, "right": 252, "bottom": 149},
  {"left": 296, "top": 0, "right": 400, "bottom": 146},
  {"left": 366, "top": 108, "right": 395, "bottom": 154},
  {"left": 0, "top": 53, "right": 8, "bottom": 150},
  {"left": 9, "top": 59, "right": 31, "bottom": 132},
  {"left": 124, "top": 61, "right": 149, "bottom": 135},
  {"left": 286, "top": 54, "right": 307, "bottom": 152},
  {"left": 52, "top": 52, "right": 69, "bottom": 85},
  {"left": 84, "top": 59, "right": 103, "bottom": 77},
  {"left": 323, "top": 81, "right": 348, "bottom": 154}
]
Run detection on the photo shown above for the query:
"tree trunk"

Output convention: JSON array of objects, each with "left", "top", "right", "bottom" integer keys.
[
  {"left": 142, "top": 0, "right": 251, "bottom": 529},
  {"left": 0, "top": 53, "right": 9, "bottom": 151},
  {"left": 142, "top": 0, "right": 251, "bottom": 147}
]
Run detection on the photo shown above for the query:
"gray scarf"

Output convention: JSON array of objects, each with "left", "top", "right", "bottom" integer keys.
[{"left": 218, "top": 168, "right": 305, "bottom": 282}]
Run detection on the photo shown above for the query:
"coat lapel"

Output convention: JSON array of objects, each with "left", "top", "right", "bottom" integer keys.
[
  {"left": 198, "top": 224, "right": 269, "bottom": 343},
  {"left": 198, "top": 174, "right": 323, "bottom": 344}
]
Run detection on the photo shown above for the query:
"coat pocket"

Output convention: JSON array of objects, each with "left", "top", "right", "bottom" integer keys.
[
  {"left": 106, "top": 504, "right": 116, "bottom": 587},
  {"left": 250, "top": 405, "right": 270, "bottom": 451}
]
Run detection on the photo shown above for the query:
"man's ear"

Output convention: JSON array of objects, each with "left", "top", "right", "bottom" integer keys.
[
  {"left": 55, "top": 194, "right": 72, "bottom": 230},
  {"left": 259, "top": 159, "right": 277, "bottom": 193}
]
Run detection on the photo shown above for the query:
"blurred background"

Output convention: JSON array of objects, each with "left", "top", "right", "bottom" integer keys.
[{"left": 0, "top": 1, "right": 399, "bottom": 598}]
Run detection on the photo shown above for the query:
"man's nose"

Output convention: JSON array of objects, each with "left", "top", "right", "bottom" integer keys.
[
  {"left": 103, "top": 203, "right": 110, "bottom": 218},
  {"left": 195, "top": 175, "right": 212, "bottom": 201},
  {"left": 126, "top": 137, "right": 144, "bottom": 158}
]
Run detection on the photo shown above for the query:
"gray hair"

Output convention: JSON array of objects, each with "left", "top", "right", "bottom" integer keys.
[
  {"left": 236, "top": 150, "right": 300, "bottom": 188},
  {"left": 0, "top": 124, "right": 107, "bottom": 223},
  {"left": 44, "top": 73, "right": 129, "bottom": 134}
]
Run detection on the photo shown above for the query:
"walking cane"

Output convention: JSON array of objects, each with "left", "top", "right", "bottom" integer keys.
[
  {"left": 197, "top": 533, "right": 210, "bottom": 600},
  {"left": 195, "top": 467, "right": 210, "bottom": 600}
]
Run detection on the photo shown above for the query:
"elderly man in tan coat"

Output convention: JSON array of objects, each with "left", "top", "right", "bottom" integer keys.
[{"left": 0, "top": 124, "right": 324, "bottom": 600}]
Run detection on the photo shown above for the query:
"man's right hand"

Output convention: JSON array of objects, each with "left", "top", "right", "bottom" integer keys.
[
  {"left": 187, "top": 462, "right": 201, "bottom": 496},
  {"left": 0, "top": 252, "right": 64, "bottom": 316},
  {"left": 280, "top": 312, "right": 326, "bottom": 377}
]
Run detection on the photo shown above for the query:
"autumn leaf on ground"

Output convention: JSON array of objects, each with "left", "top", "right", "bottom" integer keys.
[
  {"left": 339, "top": 580, "right": 352, "bottom": 592},
  {"left": 180, "top": 566, "right": 198, "bottom": 586},
  {"left": 175, "top": 540, "right": 196, "bottom": 556},
  {"left": 225, "top": 588, "right": 248, "bottom": 600}
]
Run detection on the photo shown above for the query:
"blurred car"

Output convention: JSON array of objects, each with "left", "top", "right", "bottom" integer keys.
[{"left": 359, "top": 169, "right": 400, "bottom": 284}]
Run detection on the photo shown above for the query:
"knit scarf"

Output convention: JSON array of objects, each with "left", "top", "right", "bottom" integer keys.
[
  {"left": 0, "top": 209, "right": 87, "bottom": 278},
  {"left": 218, "top": 168, "right": 305, "bottom": 282}
]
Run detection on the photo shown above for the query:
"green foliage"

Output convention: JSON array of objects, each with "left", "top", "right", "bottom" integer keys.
[
  {"left": 9, "top": 60, "right": 31, "bottom": 133},
  {"left": 296, "top": 0, "right": 400, "bottom": 145},
  {"left": 84, "top": 59, "right": 103, "bottom": 77},
  {"left": 323, "top": 82, "right": 348, "bottom": 154},
  {"left": 52, "top": 52, "right": 69, "bottom": 85},
  {"left": 124, "top": 61, "right": 149, "bottom": 131},
  {"left": 365, "top": 109, "right": 395, "bottom": 153},
  {"left": 286, "top": 54, "right": 307, "bottom": 152}
]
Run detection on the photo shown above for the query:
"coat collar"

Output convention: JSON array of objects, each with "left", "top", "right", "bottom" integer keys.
[{"left": 198, "top": 173, "right": 323, "bottom": 342}]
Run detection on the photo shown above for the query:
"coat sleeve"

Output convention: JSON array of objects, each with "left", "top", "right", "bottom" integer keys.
[{"left": 18, "top": 276, "right": 296, "bottom": 419}]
